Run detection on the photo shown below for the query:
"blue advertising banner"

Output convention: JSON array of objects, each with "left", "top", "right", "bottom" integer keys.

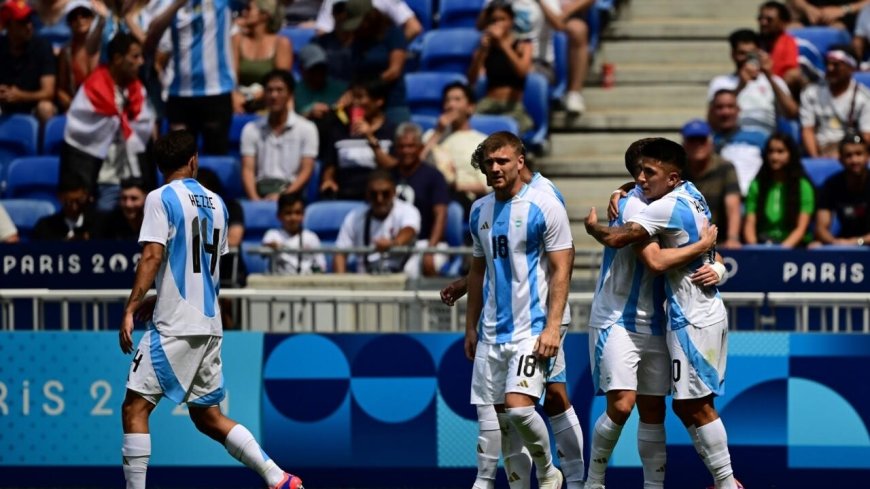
[
  {"left": 718, "top": 248, "right": 869, "bottom": 292},
  {"left": 0, "top": 332, "right": 263, "bottom": 466},
  {"left": 0, "top": 242, "right": 140, "bottom": 289}
]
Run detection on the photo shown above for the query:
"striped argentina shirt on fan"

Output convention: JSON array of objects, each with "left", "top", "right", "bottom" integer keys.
[
  {"left": 469, "top": 184, "right": 573, "bottom": 344},
  {"left": 628, "top": 181, "right": 726, "bottom": 331},
  {"left": 588, "top": 186, "right": 666, "bottom": 335},
  {"left": 167, "top": 0, "right": 236, "bottom": 98},
  {"left": 138, "top": 179, "right": 229, "bottom": 337}
]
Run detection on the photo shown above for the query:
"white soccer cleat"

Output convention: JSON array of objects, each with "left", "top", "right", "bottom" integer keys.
[{"left": 539, "top": 469, "right": 564, "bottom": 489}]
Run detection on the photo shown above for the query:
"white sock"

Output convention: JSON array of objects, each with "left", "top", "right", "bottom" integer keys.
[
  {"left": 687, "top": 424, "right": 705, "bottom": 459},
  {"left": 637, "top": 422, "right": 666, "bottom": 488},
  {"left": 696, "top": 419, "right": 737, "bottom": 489},
  {"left": 473, "top": 406, "right": 500, "bottom": 489},
  {"left": 587, "top": 412, "right": 624, "bottom": 484},
  {"left": 506, "top": 405, "right": 556, "bottom": 478},
  {"left": 498, "top": 412, "right": 532, "bottom": 489},
  {"left": 122, "top": 433, "right": 150, "bottom": 489},
  {"left": 224, "top": 424, "right": 285, "bottom": 487},
  {"left": 549, "top": 406, "right": 585, "bottom": 489}
]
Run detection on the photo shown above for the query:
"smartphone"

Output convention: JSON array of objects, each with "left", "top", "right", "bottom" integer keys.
[{"left": 350, "top": 106, "right": 365, "bottom": 125}]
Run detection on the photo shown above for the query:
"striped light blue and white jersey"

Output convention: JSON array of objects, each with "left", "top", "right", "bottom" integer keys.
[
  {"left": 470, "top": 184, "right": 574, "bottom": 344},
  {"left": 528, "top": 171, "right": 570, "bottom": 325},
  {"left": 139, "top": 178, "right": 229, "bottom": 337},
  {"left": 629, "top": 181, "right": 726, "bottom": 331},
  {"left": 167, "top": 0, "right": 236, "bottom": 98},
  {"left": 589, "top": 186, "right": 666, "bottom": 335}
]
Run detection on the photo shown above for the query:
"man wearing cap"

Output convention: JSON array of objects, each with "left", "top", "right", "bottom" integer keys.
[
  {"left": 0, "top": 0, "right": 57, "bottom": 123},
  {"left": 681, "top": 118, "right": 744, "bottom": 249},
  {"left": 295, "top": 43, "right": 347, "bottom": 122},
  {"left": 314, "top": 0, "right": 422, "bottom": 41},
  {"left": 800, "top": 44, "right": 870, "bottom": 157}
]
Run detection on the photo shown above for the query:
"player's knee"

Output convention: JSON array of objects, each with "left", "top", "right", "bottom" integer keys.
[{"left": 637, "top": 396, "right": 666, "bottom": 424}]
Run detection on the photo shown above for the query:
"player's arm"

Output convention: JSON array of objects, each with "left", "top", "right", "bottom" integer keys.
[
  {"left": 691, "top": 252, "right": 727, "bottom": 287},
  {"left": 607, "top": 181, "right": 635, "bottom": 221},
  {"left": 440, "top": 276, "right": 469, "bottom": 306},
  {"left": 585, "top": 207, "right": 650, "bottom": 248},
  {"left": 119, "top": 242, "right": 164, "bottom": 354},
  {"left": 633, "top": 224, "right": 718, "bottom": 274},
  {"left": 535, "top": 248, "right": 571, "bottom": 359},
  {"left": 464, "top": 256, "right": 486, "bottom": 360}
]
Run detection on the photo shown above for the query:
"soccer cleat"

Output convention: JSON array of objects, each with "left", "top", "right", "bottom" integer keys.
[
  {"left": 271, "top": 472, "right": 304, "bottom": 489},
  {"left": 539, "top": 469, "right": 564, "bottom": 489}
]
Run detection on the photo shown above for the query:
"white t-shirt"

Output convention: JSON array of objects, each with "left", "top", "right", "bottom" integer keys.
[
  {"left": 0, "top": 204, "right": 17, "bottom": 241},
  {"left": 335, "top": 200, "right": 421, "bottom": 273},
  {"left": 800, "top": 80, "right": 870, "bottom": 151},
  {"left": 240, "top": 112, "right": 319, "bottom": 184},
  {"left": 708, "top": 72, "right": 790, "bottom": 135},
  {"left": 262, "top": 228, "right": 327, "bottom": 275},
  {"left": 485, "top": 0, "right": 560, "bottom": 64},
  {"left": 425, "top": 128, "right": 489, "bottom": 192},
  {"left": 855, "top": 5, "right": 870, "bottom": 39},
  {"left": 315, "top": 0, "right": 415, "bottom": 33}
]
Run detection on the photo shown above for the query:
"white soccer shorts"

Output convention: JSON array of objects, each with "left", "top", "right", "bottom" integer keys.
[
  {"left": 546, "top": 325, "right": 569, "bottom": 384},
  {"left": 470, "top": 336, "right": 550, "bottom": 405},
  {"left": 126, "top": 328, "right": 226, "bottom": 406},
  {"left": 588, "top": 325, "right": 670, "bottom": 396},
  {"left": 667, "top": 320, "right": 728, "bottom": 400}
]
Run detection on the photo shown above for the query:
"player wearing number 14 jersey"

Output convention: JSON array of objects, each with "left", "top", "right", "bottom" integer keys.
[{"left": 118, "top": 131, "right": 303, "bottom": 489}]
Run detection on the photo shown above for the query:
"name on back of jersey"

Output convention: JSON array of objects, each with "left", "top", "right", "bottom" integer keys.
[{"left": 188, "top": 193, "right": 216, "bottom": 210}]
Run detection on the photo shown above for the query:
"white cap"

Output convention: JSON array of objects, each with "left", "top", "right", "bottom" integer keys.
[{"left": 63, "top": 0, "right": 94, "bottom": 22}]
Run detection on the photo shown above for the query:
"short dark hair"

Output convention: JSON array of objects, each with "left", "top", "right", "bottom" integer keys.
[
  {"left": 107, "top": 32, "right": 140, "bottom": 61},
  {"left": 366, "top": 169, "right": 396, "bottom": 187},
  {"left": 478, "top": 0, "right": 514, "bottom": 30},
  {"left": 261, "top": 69, "right": 296, "bottom": 93},
  {"left": 350, "top": 77, "right": 390, "bottom": 102},
  {"left": 277, "top": 192, "right": 305, "bottom": 212},
  {"left": 728, "top": 29, "right": 759, "bottom": 49},
  {"left": 154, "top": 130, "right": 197, "bottom": 176},
  {"left": 639, "top": 138, "right": 687, "bottom": 174},
  {"left": 625, "top": 138, "right": 662, "bottom": 177},
  {"left": 471, "top": 131, "right": 525, "bottom": 170},
  {"left": 711, "top": 88, "right": 738, "bottom": 103},
  {"left": 760, "top": 1, "right": 790, "bottom": 22},
  {"left": 195, "top": 167, "right": 224, "bottom": 196},
  {"left": 442, "top": 81, "right": 476, "bottom": 105},
  {"left": 58, "top": 173, "right": 90, "bottom": 194},
  {"left": 120, "top": 177, "right": 147, "bottom": 192},
  {"left": 839, "top": 130, "right": 867, "bottom": 154}
]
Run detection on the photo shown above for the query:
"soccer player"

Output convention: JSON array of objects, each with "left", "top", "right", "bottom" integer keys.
[
  {"left": 585, "top": 138, "right": 723, "bottom": 489},
  {"left": 442, "top": 161, "right": 585, "bottom": 489},
  {"left": 585, "top": 138, "right": 741, "bottom": 489},
  {"left": 465, "top": 132, "right": 572, "bottom": 489},
  {"left": 118, "top": 131, "right": 303, "bottom": 489}
]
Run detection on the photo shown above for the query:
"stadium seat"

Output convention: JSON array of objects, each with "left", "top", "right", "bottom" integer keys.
[
  {"left": 4, "top": 156, "right": 60, "bottom": 206},
  {"left": 228, "top": 113, "right": 259, "bottom": 160},
  {"left": 405, "top": 71, "right": 468, "bottom": 117},
  {"left": 198, "top": 156, "right": 243, "bottom": 201},
  {"left": 411, "top": 114, "right": 438, "bottom": 132},
  {"left": 405, "top": 0, "right": 433, "bottom": 31},
  {"left": 0, "top": 114, "right": 39, "bottom": 182},
  {"left": 470, "top": 114, "right": 520, "bottom": 135},
  {"left": 303, "top": 200, "right": 366, "bottom": 243},
  {"left": 279, "top": 27, "right": 316, "bottom": 52},
  {"left": 241, "top": 240, "right": 271, "bottom": 274},
  {"left": 795, "top": 37, "right": 824, "bottom": 82},
  {"left": 854, "top": 71, "right": 870, "bottom": 89},
  {"left": 776, "top": 116, "right": 801, "bottom": 146},
  {"left": 306, "top": 160, "right": 321, "bottom": 204},
  {"left": 440, "top": 200, "right": 466, "bottom": 277},
  {"left": 522, "top": 72, "right": 550, "bottom": 151},
  {"left": 801, "top": 157, "right": 842, "bottom": 187},
  {"left": 438, "top": 0, "right": 485, "bottom": 28},
  {"left": 42, "top": 115, "right": 67, "bottom": 155},
  {"left": 419, "top": 28, "right": 481, "bottom": 74},
  {"left": 239, "top": 199, "right": 281, "bottom": 243},
  {"left": 789, "top": 27, "right": 850, "bottom": 57},
  {"left": 0, "top": 198, "right": 56, "bottom": 241}
]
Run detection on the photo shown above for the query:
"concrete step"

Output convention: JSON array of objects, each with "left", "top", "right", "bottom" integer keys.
[
  {"left": 624, "top": 0, "right": 762, "bottom": 20},
  {"left": 585, "top": 62, "right": 730, "bottom": 85},
  {"left": 540, "top": 132, "right": 683, "bottom": 176},
  {"left": 552, "top": 106, "right": 702, "bottom": 132},
  {"left": 608, "top": 18, "right": 754, "bottom": 39},
  {"left": 599, "top": 40, "right": 728, "bottom": 65},
  {"left": 583, "top": 85, "right": 708, "bottom": 110}
]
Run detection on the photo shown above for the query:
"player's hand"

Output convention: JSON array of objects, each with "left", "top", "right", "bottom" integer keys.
[
  {"left": 533, "top": 326, "right": 560, "bottom": 359},
  {"left": 584, "top": 207, "right": 598, "bottom": 235},
  {"left": 699, "top": 223, "right": 718, "bottom": 251},
  {"left": 119, "top": 313, "right": 135, "bottom": 354},
  {"left": 133, "top": 295, "right": 157, "bottom": 322},
  {"left": 607, "top": 190, "right": 626, "bottom": 221},
  {"left": 464, "top": 329, "right": 478, "bottom": 361},
  {"left": 691, "top": 264, "right": 720, "bottom": 287},
  {"left": 440, "top": 277, "right": 468, "bottom": 306}
]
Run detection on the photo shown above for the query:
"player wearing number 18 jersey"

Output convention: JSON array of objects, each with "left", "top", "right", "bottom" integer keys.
[{"left": 118, "top": 131, "right": 303, "bottom": 489}]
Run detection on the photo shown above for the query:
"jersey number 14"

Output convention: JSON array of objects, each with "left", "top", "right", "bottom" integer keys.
[{"left": 191, "top": 216, "right": 220, "bottom": 275}]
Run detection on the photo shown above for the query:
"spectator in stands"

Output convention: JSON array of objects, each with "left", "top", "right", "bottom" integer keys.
[
  {"left": 489, "top": 0, "right": 560, "bottom": 95},
  {"left": 853, "top": 3, "right": 870, "bottom": 60},
  {"left": 391, "top": 123, "right": 450, "bottom": 278},
  {"left": 758, "top": 1, "right": 802, "bottom": 94},
  {"left": 681, "top": 119, "right": 744, "bottom": 248},
  {"left": 56, "top": 0, "right": 99, "bottom": 112},
  {"left": 284, "top": 0, "right": 322, "bottom": 27},
  {"left": 95, "top": 177, "right": 146, "bottom": 240},
  {"left": 468, "top": 1, "right": 534, "bottom": 134},
  {"left": 88, "top": 0, "right": 162, "bottom": 51},
  {"left": 0, "top": 0, "right": 57, "bottom": 124},
  {"left": 313, "top": 0, "right": 353, "bottom": 83},
  {"left": 61, "top": 32, "right": 153, "bottom": 212},
  {"left": 315, "top": 0, "right": 422, "bottom": 41},
  {"left": 33, "top": 0, "right": 69, "bottom": 33},
  {"left": 334, "top": 169, "right": 420, "bottom": 274},
  {"left": 262, "top": 192, "right": 327, "bottom": 274},
  {"left": 145, "top": 0, "right": 235, "bottom": 155},
  {"left": 814, "top": 132, "right": 870, "bottom": 245},
  {"left": 743, "top": 133, "right": 815, "bottom": 247},
  {"left": 787, "top": 0, "right": 867, "bottom": 32},
  {"left": 0, "top": 203, "right": 19, "bottom": 242},
  {"left": 32, "top": 176, "right": 98, "bottom": 240},
  {"left": 537, "top": 0, "right": 592, "bottom": 115},
  {"left": 801, "top": 44, "right": 870, "bottom": 157},
  {"left": 709, "top": 29, "right": 798, "bottom": 137},
  {"left": 232, "top": 0, "right": 292, "bottom": 114},
  {"left": 708, "top": 89, "right": 766, "bottom": 196},
  {"left": 320, "top": 78, "right": 397, "bottom": 200},
  {"left": 295, "top": 43, "right": 347, "bottom": 125},
  {"left": 344, "top": 0, "right": 411, "bottom": 123},
  {"left": 421, "top": 81, "right": 489, "bottom": 213},
  {"left": 241, "top": 70, "right": 318, "bottom": 201}
]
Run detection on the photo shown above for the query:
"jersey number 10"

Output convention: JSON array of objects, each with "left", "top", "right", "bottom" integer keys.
[{"left": 191, "top": 216, "right": 220, "bottom": 275}]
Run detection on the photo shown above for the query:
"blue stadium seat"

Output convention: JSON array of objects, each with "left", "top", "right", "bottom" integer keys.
[
  {"left": 438, "top": 0, "right": 485, "bottom": 28},
  {"left": 522, "top": 72, "right": 550, "bottom": 151},
  {"left": 229, "top": 113, "right": 259, "bottom": 160},
  {"left": 411, "top": 114, "right": 438, "bottom": 132},
  {"left": 303, "top": 200, "right": 366, "bottom": 243},
  {"left": 420, "top": 28, "right": 481, "bottom": 74},
  {"left": 241, "top": 240, "right": 271, "bottom": 274},
  {"left": 4, "top": 156, "right": 60, "bottom": 206},
  {"left": 405, "top": 71, "right": 468, "bottom": 117},
  {"left": 239, "top": 199, "right": 280, "bottom": 243},
  {"left": 854, "top": 71, "right": 870, "bottom": 89},
  {"left": 279, "top": 26, "right": 316, "bottom": 52},
  {"left": 0, "top": 114, "right": 39, "bottom": 182},
  {"left": 198, "top": 156, "right": 243, "bottom": 201},
  {"left": 38, "top": 22, "right": 71, "bottom": 50},
  {"left": 440, "top": 200, "right": 466, "bottom": 277},
  {"left": 0, "top": 198, "right": 56, "bottom": 241},
  {"left": 405, "top": 0, "right": 433, "bottom": 31},
  {"left": 469, "top": 114, "right": 520, "bottom": 135},
  {"left": 795, "top": 37, "right": 824, "bottom": 81},
  {"left": 801, "top": 157, "right": 842, "bottom": 187},
  {"left": 306, "top": 160, "right": 321, "bottom": 204},
  {"left": 42, "top": 115, "right": 67, "bottom": 155},
  {"left": 789, "top": 27, "right": 851, "bottom": 57}
]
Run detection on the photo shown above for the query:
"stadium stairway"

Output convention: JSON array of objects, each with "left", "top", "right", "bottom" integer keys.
[{"left": 543, "top": 0, "right": 759, "bottom": 254}]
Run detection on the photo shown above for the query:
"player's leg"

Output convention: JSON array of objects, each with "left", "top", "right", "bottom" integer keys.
[
  {"left": 121, "top": 391, "right": 157, "bottom": 489},
  {"left": 497, "top": 405, "right": 532, "bottom": 489},
  {"left": 634, "top": 334, "right": 670, "bottom": 489},
  {"left": 470, "top": 342, "right": 507, "bottom": 489},
  {"left": 542, "top": 327, "right": 585, "bottom": 489}
]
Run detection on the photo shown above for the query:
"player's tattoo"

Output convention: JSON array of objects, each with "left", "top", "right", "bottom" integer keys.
[{"left": 589, "top": 221, "right": 649, "bottom": 249}]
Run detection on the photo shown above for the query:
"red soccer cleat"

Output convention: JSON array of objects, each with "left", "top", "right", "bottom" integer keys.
[{"left": 271, "top": 472, "right": 304, "bottom": 489}]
